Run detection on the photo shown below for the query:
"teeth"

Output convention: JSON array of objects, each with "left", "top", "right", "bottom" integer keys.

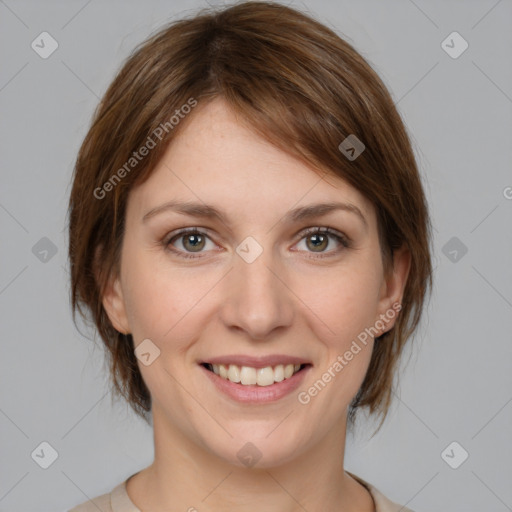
[
  {"left": 219, "top": 364, "right": 228, "bottom": 379},
  {"left": 240, "top": 366, "right": 257, "bottom": 385},
  {"left": 274, "top": 364, "right": 284, "bottom": 383},
  {"left": 227, "top": 364, "right": 241, "bottom": 383},
  {"left": 256, "top": 367, "right": 274, "bottom": 386},
  {"left": 208, "top": 363, "right": 303, "bottom": 386}
]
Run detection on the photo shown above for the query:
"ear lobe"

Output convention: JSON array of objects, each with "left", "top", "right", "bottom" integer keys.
[
  {"left": 94, "top": 245, "right": 130, "bottom": 335},
  {"left": 101, "top": 276, "right": 130, "bottom": 335},
  {"left": 377, "top": 245, "right": 411, "bottom": 332}
]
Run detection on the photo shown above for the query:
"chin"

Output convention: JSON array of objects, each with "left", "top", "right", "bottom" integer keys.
[{"left": 203, "top": 431, "right": 308, "bottom": 470}]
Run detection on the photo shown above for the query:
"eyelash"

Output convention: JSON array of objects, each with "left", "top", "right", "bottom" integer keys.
[{"left": 163, "top": 226, "right": 351, "bottom": 260}]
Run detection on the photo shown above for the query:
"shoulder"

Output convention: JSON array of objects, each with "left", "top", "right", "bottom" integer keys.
[
  {"left": 67, "top": 478, "right": 133, "bottom": 512},
  {"left": 347, "top": 471, "right": 416, "bottom": 512},
  {"left": 69, "top": 472, "right": 415, "bottom": 512}
]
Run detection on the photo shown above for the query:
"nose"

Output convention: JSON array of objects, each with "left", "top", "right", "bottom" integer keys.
[{"left": 219, "top": 240, "right": 294, "bottom": 340}]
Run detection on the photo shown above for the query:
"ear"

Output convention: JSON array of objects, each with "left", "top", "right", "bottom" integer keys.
[
  {"left": 94, "top": 245, "right": 130, "bottom": 335},
  {"left": 375, "top": 245, "right": 411, "bottom": 334}
]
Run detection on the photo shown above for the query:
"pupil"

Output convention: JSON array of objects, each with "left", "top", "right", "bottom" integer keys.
[
  {"left": 308, "top": 234, "right": 327, "bottom": 251},
  {"left": 185, "top": 234, "right": 204, "bottom": 251}
]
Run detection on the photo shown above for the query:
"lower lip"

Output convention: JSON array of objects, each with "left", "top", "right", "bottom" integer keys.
[{"left": 200, "top": 364, "right": 311, "bottom": 403}]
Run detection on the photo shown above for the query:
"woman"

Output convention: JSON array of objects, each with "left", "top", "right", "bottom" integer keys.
[{"left": 68, "top": 1, "right": 432, "bottom": 511}]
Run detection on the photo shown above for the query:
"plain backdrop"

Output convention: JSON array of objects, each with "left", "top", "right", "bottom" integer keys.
[{"left": 1, "top": 1, "right": 511, "bottom": 511}]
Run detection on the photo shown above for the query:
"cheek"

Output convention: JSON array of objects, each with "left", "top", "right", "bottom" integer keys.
[
  {"left": 297, "top": 259, "right": 383, "bottom": 344},
  {"left": 121, "top": 228, "right": 384, "bottom": 343},
  {"left": 121, "top": 245, "right": 219, "bottom": 344},
  {"left": 120, "top": 243, "right": 179, "bottom": 339}
]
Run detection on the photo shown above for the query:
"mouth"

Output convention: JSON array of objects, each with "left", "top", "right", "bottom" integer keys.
[{"left": 201, "top": 362, "right": 311, "bottom": 387}]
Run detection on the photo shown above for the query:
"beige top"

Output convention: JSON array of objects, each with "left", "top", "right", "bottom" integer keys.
[{"left": 68, "top": 471, "right": 414, "bottom": 512}]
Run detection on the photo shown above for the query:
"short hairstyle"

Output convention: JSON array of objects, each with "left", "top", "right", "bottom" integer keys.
[{"left": 68, "top": 0, "right": 432, "bottom": 431}]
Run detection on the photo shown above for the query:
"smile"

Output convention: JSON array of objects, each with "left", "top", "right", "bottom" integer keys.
[
  {"left": 203, "top": 363, "right": 306, "bottom": 386},
  {"left": 200, "top": 361, "right": 312, "bottom": 403}
]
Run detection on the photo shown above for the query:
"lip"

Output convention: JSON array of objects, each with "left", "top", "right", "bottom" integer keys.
[
  {"left": 200, "top": 363, "right": 312, "bottom": 403},
  {"left": 200, "top": 354, "right": 311, "bottom": 369}
]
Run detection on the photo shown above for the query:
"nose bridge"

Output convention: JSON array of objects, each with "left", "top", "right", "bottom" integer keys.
[{"left": 220, "top": 235, "right": 293, "bottom": 339}]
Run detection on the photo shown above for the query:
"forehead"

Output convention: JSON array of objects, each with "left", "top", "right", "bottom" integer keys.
[{"left": 126, "top": 97, "right": 376, "bottom": 227}]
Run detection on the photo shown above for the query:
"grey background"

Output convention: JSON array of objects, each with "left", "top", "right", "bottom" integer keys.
[{"left": 1, "top": 1, "right": 511, "bottom": 511}]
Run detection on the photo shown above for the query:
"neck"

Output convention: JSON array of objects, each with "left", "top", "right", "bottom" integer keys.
[{"left": 126, "top": 405, "right": 374, "bottom": 512}]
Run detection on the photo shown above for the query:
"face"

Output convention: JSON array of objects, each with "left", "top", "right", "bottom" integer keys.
[{"left": 102, "top": 97, "right": 409, "bottom": 468}]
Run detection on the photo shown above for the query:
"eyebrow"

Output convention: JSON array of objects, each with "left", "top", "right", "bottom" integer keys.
[{"left": 142, "top": 200, "right": 367, "bottom": 228}]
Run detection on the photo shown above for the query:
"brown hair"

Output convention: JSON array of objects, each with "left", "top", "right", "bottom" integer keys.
[{"left": 68, "top": 0, "right": 432, "bottom": 431}]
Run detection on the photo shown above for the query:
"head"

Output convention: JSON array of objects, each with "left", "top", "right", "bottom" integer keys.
[{"left": 68, "top": 0, "right": 432, "bottom": 463}]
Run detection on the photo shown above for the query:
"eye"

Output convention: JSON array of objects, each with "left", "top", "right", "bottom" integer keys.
[
  {"left": 164, "top": 228, "right": 217, "bottom": 259},
  {"left": 293, "top": 227, "right": 350, "bottom": 258},
  {"left": 164, "top": 226, "right": 350, "bottom": 260}
]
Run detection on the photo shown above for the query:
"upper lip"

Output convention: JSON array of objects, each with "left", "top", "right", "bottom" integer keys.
[{"left": 200, "top": 354, "right": 312, "bottom": 369}]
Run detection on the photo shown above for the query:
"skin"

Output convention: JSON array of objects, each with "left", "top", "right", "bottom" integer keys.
[{"left": 101, "top": 97, "right": 410, "bottom": 512}]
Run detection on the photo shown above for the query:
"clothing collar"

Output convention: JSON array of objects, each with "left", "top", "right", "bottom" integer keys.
[{"left": 111, "top": 471, "right": 412, "bottom": 512}]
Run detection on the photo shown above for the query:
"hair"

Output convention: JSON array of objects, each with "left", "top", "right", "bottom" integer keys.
[{"left": 68, "top": 0, "right": 432, "bottom": 432}]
